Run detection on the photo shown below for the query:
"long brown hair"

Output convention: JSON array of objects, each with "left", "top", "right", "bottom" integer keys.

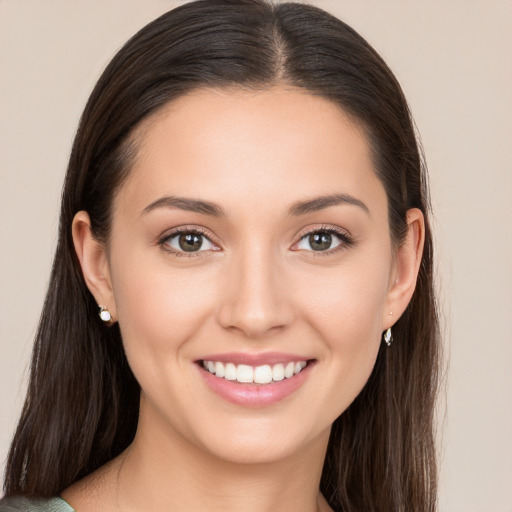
[{"left": 3, "top": 1, "right": 440, "bottom": 510}]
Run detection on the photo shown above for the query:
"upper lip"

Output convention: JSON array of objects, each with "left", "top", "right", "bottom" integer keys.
[{"left": 197, "top": 352, "right": 313, "bottom": 366}]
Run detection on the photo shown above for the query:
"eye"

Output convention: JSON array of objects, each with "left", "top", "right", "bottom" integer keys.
[
  {"left": 295, "top": 228, "right": 350, "bottom": 252},
  {"left": 161, "top": 229, "right": 216, "bottom": 254}
]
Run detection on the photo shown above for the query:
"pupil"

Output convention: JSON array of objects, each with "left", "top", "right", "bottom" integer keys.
[
  {"left": 179, "top": 233, "right": 202, "bottom": 252},
  {"left": 309, "top": 232, "right": 332, "bottom": 251}
]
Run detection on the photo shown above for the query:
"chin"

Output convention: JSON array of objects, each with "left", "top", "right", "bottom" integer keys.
[
  {"left": 185, "top": 413, "right": 332, "bottom": 467},
  {"left": 199, "top": 437, "right": 316, "bottom": 467}
]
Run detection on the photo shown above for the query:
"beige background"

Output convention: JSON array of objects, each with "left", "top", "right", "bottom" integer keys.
[{"left": 1, "top": 1, "right": 511, "bottom": 510}]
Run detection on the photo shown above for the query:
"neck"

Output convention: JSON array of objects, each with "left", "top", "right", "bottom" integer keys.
[{"left": 117, "top": 401, "right": 331, "bottom": 512}]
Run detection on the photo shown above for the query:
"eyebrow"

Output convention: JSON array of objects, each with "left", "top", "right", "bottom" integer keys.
[
  {"left": 141, "top": 192, "right": 369, "bottom": 218},
  {"left": 141, "top": 196, "right": 225, "bottom": 217},
  {"left": 288, "top": 193, "right": 370, "bottom": 216}
]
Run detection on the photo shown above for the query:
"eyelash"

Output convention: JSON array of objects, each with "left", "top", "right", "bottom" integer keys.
[
  {"left": 158, "top": 225, "right": 354, "bottom": 258},
  {"left": 158, "top": 226, "right": 216, "bottom": 258},
  {"left": 296, "top": 225, "right": 355, "bottom": 257}
]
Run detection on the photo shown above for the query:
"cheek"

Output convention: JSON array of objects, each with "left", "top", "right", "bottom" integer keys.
[
  {"left": 109, "top": 250, "right": 217, "bottom": 360},
  {"left": 297, "top": 255, "right": 391, "bottom": 343},
  {"left": 293, "top": 250, "right": 391, "bottom": 406}
]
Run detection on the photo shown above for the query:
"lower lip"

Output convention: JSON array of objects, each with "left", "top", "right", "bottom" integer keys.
[{"left": 197, "top": 362, "right": 314, "bottom": 407}]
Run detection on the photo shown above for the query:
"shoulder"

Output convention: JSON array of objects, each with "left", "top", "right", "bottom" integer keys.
[{"left": 0, "top": 496, "right": 75, "bottom": 512}]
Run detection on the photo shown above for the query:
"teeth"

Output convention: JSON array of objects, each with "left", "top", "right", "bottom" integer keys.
[
  {"left": 202, "top": 360, "right": 308, "bottom": 384},
  {"left": 237, "top": 364, "right": 254, "bottom": 383},
  {"left": 284, "top": 362, "right": 295, "bottom": 379},
  {"left": 272, "top": 363, "right": 285, "bottom": 381},
  {"left": 254, "top": 365, "right": 272, "bottom": 384},
  {"left": 225, "top": 363, "right": 237, "bottom": 381},
  {"left": 214, "top": 361, "right": 225, "bottom": 378},
  {"left": 295, "top": 361, "right": 306, "bottom": 373}
]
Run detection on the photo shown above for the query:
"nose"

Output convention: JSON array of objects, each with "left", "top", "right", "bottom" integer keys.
[{"left": 216, "top": 245, "right": 295, "bottom": 339}]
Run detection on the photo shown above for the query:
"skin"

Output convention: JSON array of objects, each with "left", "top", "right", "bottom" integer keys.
[{"left": 66, "top": 86, "right": 424, "bottom": 512}]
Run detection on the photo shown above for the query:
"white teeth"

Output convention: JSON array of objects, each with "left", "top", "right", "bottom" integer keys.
[
  {"left": 237, "top": 364, "right": 254, "bottom": 383},
  {"left": 294, "top": 361, "right": 306, "bottom": 374},
  {"left": 214, "top": 361, "right": 225, "bottom": 378},
  {"left": 224, "top": 363, "right": 237, "bottom": 380},
  {"left": 272, "top": 363, "right": 285, "bottom": 381},
  {"left": 254, "top": 365, "right": 273, "bottom": 384},
  {"left": 284, "top": 362, "right": 295, "bottom": 378},
  {"left": 202, "top": 360, "right": 308, "bottom": 384}
]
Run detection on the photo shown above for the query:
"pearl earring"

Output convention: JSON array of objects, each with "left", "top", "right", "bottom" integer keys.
[{"left": 98, "top": 306, "right": 112, "bottom": 323}]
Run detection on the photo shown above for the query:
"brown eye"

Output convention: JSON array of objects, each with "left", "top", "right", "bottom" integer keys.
[
  {"left": 308, "top": 232, "right": 333, "bottom": 251},
  {"left": 164, "top": 231, "right": 215, "bottom": 253},
  {"left": 296, "top": 230, "right": 343, "bottom": 252},
  {"left": 179, "top": 233, "right": 203, "bottom": 252}
]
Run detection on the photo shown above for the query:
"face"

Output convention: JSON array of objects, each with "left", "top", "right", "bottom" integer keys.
[{"left": 98, "top": 87, "right": 400, "bottom": 464}]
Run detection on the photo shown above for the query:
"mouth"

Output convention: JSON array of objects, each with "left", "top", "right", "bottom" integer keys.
[
  {"left": 195, "top": 355, "right": 315, "bottom": 407},
  {"left": 200, "top": 359, "right": 310, "bottom": 384}
]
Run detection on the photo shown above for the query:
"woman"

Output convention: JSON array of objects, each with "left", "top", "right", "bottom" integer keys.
[{"left": 1, "top": 1, "right": 440, "bottom": 511}]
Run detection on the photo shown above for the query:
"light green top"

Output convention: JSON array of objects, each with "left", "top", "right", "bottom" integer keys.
[{"left": 0, "top": 496, "right": 75, "bottom": 512}]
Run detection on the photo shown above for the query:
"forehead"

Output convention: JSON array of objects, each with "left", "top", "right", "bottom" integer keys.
[{"left": 115, "top": 86, "right": 386, "bottom": 220}]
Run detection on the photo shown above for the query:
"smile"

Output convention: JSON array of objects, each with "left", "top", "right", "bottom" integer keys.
[
  {"left": 196, "top": 354, "right": 315, "bottom": 407},
  {"left": 202, "top": 360, "right": 308, "bottom": 384}
]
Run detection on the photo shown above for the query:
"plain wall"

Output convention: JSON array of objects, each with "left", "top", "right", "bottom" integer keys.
[{"left": 1, "top": 1, "right": 511, "bottom": 510}]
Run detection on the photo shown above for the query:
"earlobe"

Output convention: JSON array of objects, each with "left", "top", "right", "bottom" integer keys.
[
  {"left": 384, "top": 208, "right": 425, "bottom": 329},
  {"left": 72, "top": 211, "right": 117, "bottom": 322}
]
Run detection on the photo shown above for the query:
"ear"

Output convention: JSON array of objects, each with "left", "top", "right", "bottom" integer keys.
[
  {"left": 72, "top": 211, "right": 117, "bottom": 323},
  {"left": 383, "top": 208, "right": 425, "bottom": 329}
]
